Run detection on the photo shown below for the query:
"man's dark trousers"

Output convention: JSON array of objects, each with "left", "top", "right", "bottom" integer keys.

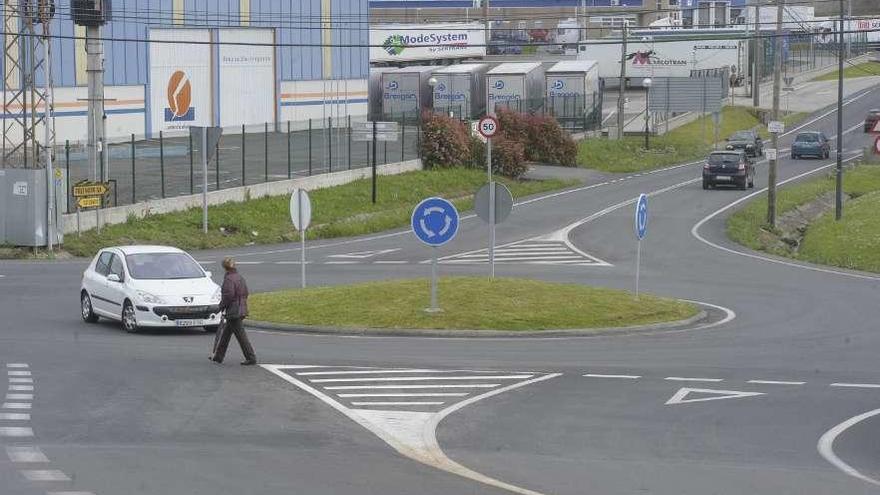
[{"left": 213, "top": 317, "right": 256, "bottom": 363}]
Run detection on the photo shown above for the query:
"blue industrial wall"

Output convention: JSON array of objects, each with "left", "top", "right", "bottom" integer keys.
[
  {"left": 5, "top": 0, "right": 369, "bottom": 89},
  {"left": 370, "top": 0, "right": 645, "bottom": 7}
]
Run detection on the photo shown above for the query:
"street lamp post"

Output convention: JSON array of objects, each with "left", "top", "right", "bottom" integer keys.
[{"left": 642, "top": 77, "right": 652, "bottom": 150}]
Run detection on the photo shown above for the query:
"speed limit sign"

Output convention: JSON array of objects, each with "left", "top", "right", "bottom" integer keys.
[{"left": 478, "top": 116, "right": 499, "bottom": 139}]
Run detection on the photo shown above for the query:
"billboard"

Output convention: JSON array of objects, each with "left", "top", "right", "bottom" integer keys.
[
  {"left": 149, "top": 29, "right": 213, "bottom": 133},
  {"left": 218, "top": 29, "right": 276, "bottom": 127},
  {"left": 370, "top": 23, "right": 485, "bottom": 62}
]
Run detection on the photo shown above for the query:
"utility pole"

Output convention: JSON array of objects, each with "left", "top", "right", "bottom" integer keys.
[
  {"left": 767, "top": 0, "right": 784, "bottom": 228},
  {"left": 85, "top": 25, "right": 107, "bottom": 232},
  {"left": 752, "top": 0, "right": 762, "bottom": 107},
  {"left": 835, "top": 0, "right": 844, "bottom": 220},
  {"left": 616, "top": 23, "right": 628, "bottom": 140},
  {"left": 483, "top": 0, "right": 489, "bottom": 52}
]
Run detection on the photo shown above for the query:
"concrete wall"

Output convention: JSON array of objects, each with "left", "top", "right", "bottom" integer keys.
[
  {"left": 62, "top": 159, "right": 422, "bottom": 234},
  {"left": 279, "top": 79, "right": 369, "bottom": 123}
]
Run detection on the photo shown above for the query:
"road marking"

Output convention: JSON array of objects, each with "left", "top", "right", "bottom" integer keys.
[
  {"left": 309, "top": 375, "right": 534, "bottom": 383},
  {"left": 0, "top": 427, "right": 33, "bottom": 437},
  {"left": 234, "top": 261, "right": 263, "bottom": 265},
  {"left": 7, "top": 370, "right": 31, "bottom": 376},
  {"left": 338, "top": 393, "right": 468, "bottom": 398},
  {"left": 20, "top": 469, "right": 70, "bottom": 481},
  {"left": 818, "top": 407, "right": 880, "bottom": 487},
  {"left": 9, "top": 385, "right": 33, "bottom": 391},
  {"left": 439, "top": 238, "right": 611, "bottom": 267},
  {"left": 830, "top": 383, "right": 880, "bottom": 389},
  {"left": 374, "top": 260, "right": 408, "bottom": 264},
  {"left": 325, "top": 261, "right": 360, "bottom": 265},
  {"left": 0, "top": 413, "right": 30, "bottom": 420},
  {"left": 664, "top": 377, "right": 724, "bottom": 383},
  {"left": 262, "top": 363, "right": 559, "bottom": 495},
  {"left": 350, "top": 401, "right": 446, "bottom": 406},
  {"left": 297, "top": 369, "right": 445, "bottom": 376},
  {"left": 665, "top": 387, "right": 764, "bottom": 405},
  {"left": 325, "top": 384, "right": 501, "bottom": 390},
  {"left": 6, "top": 446, "right": 48, "bottom": 463},
  {"left": 329, "top": 248, "right": 401, "bottom": 259},
  {"left": 10, "top": 378, "right": 33, "bottom": 383},
  {"left": 48, "top": 492, "right": 97, "bottom": 495},
  {"left": 583, "top": 374, "right": 641, "bottom": 379},
  {"left": 2, "top": 402, "right": 31, "bottom": 409},
  {"left": 5, "top": 394, "right": 33, "bottom": 400},
  {"left": 5, "top": 364, "right": 28, "bottom": 368},
  {"left": 747, "top": 380, "right": 806, "bottom": 385}
]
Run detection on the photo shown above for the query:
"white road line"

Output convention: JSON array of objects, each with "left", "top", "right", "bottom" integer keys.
[
  {"left": 0, "top": 427, "right": 33, "bottom": 437},
  {"left": 373, "top": 261, "right": 408, "bottom": 264},
  {"left": 7, "top": 371, "right": 31, "bottom": 376},
  {"left": 325, "top": 261, "right": 360, "bottom": 265},
  {"left": 2, "top": 402, "right": 32, "bottom": 409},
  {"left": 818, "top": 408, "right": 880, "bottom": 487},
  {"left": 5, "top": 364, "right": 28, "bottom": 368},
  {"left": 9, "top": 385, "right": 33, "bottom": 391},
  {"left": 20, "top": 469, "right": 70, "bottom": 481},
  {"left": 350, "top": 401, "right": 446, "bottom": 406},
  {"left": 297, "top": 369, "right": 444, "bottom": 376},
  {"left": 583, "top": 374, "right": 641, "bottom": 379},
  {"left": 830, "top": 383, "right": 880, "bottom": 389},
  {"left": 338, "top": 393, "right": 468, "bottom": 398},
  {"left": 310, "top": 375, "right": 533, "bottom": 383},
  {"left": 48, "top": 492, "right": 97, "bottom": 495},
  {"left": 9, "top": 378, "right": 33, "bottom": 383},
  {"left": 234, "top": 261, "right": 263, "bottom": 265},
  {"left": 325, "top": 384, "right": 501, "bottom": 390},
  {"left": 5, "top": 394, "right": 33, "bottom": 400},
  {"left": 6, "top": 446, "right": 48, "bottom": 462},
  {"left": 747, "top": 380, "right": 806, "bottom": 385},
  {"left": 664, "top": 377, "right": 724, "bottom": 383},
  {"left": 0, "top": 413, "right": 30, "bottom": 420}
]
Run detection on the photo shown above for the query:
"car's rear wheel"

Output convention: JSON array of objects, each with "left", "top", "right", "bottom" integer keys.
[
  {"left": 740, "top": 178, "right": 748, "bottom": 191},
  {"left": 792, "top": 153, "right": 798, "bottom": 159},
  {"left": 122, "top": 301, "right": 139, "bottom": 334},
  {"left": 702, "top": 180, "right": 709, "bottom": 190},
  {"left": 749, "top": 174, "right": 755, "bottom": 188},
  {"left": 81, "top": 292, "right": 98, "bottom": 323}
]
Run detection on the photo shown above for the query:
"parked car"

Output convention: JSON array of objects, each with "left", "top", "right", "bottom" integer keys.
[
  {"left": 703, "top": 150, "right": 755, "bottom": 190},
  {"left": 864, "top": 109, "right": 880, "bottom": 132},
  {"left": 488, "top": 40, "right": 523, "bottom": 55},
  {"left": 725, "top": 129, "right": 763, "bottom": 157},
  {"left": 791, "top": 131, "right": 831, "bottom": 159},
  {"left": 80, "top": 245, "right": 222, "bottom": 333}
]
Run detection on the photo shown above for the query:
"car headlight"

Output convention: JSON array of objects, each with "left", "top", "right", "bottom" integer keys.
[
  {"left": 210, "top": 288, "right": 221, "bottom": 304},
  {"left": 136, "top": 290, "right": 166, "bottom": 305},
  {"left": 726, "top": 145, "right": 734, "bottom": 150},
  {"left": 746, "top": 144, "right": 754, "bottom": 149}
]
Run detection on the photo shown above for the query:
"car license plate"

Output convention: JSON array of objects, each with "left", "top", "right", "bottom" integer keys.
[
  {"left": 715, "top": 176, "right": 731, "bottom": 181},
  {"left": 176, "top": 319, "right": 199, "bottom": 327}
]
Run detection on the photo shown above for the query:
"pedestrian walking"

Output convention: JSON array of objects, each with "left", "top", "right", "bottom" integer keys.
[{"left": 210, "top": 257, "right": 257, "bottom": 366}]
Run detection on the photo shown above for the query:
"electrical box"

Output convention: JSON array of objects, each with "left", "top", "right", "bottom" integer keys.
[
  {"left": 0, "top": 168, "right": 65, "bottom": 247},
  {"left": 72, "top": 0, "right": 111, "bottom": 27}
]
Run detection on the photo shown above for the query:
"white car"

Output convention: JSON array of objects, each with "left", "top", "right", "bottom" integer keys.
[{"left": 80, "top": 245, "right": 222, "bottom": 333}]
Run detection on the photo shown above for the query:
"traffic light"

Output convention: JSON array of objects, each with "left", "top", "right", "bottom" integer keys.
[{"left": 72, "top": 0, "right": 111, "bottom": 27}]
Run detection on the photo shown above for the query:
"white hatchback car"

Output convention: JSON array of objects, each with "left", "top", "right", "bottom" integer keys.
[{"left": 80, "top": 245, "right": 222, "bottom": 333}]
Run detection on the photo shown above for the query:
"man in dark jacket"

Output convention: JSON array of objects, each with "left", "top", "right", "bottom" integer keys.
[{"left": 210, "top": 257, "right": 257, "bottom": 365}]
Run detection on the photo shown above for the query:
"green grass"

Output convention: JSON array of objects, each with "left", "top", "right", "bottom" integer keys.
[
  {"left": 61, "top": 168, "right": 576, "bottom": 257},
  {"left": 578, "top": 106, "right": 806, "bottom": 173},
  {"left": 249, "top": 277, "right": 699, "bottom": 331},
  {"left": 727, "top": 164, "right": 880, "bottom": 260},
  {"left": 812, "top": 61, "right": 880, "bottom": 82},
  {"left": 798, "top": 191, "right": 880, "bottom": 272}
]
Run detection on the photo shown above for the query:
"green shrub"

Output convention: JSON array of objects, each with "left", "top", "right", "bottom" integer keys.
[
  {"left": 420, "top": 113, "right": 472, "bottom": 169},
  {"left": 491, "top": 135, "right": 528, "bottom": 178},
  {"left": 495, "top": 108, "right": 577, "bottom": 167}
]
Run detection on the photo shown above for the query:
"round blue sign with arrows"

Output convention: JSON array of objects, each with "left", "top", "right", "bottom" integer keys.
[
  {"left": 412, "top": 197, "right": 460, "bottom": 247},
  {"left": 635, "top": 194, "right": 648, "bottom": 240}
]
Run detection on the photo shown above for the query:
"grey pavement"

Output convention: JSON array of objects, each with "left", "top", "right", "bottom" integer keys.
[{"left": 2, "top": 82, "right": 880, "bottom": 494}]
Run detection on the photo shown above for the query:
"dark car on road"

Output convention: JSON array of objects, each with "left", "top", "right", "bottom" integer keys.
[
  {"left": 865, "top": 109, "right": 880, "bottom": 132},
  {"left": 791, "top": 131, "right": 830, "bottom": 159},
  {"left": 725, "top": 130, "right": 763, "bottom": 157},
  {"left": 703, "top": 150, "right": 755, "bottom": 190}
]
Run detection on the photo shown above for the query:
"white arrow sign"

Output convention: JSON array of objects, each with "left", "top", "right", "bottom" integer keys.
[{"left": 665, "top": 387, "right": 765, "bottom": 405}]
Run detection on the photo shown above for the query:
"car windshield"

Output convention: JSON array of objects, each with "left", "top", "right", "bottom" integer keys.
[
  {"left": 125, "top": 253, "right": 204, "bottom": 280},
  {"left": 796, "top": 133, "right": 819, "bottom": 142},
  {"left": 708, "top": 154, "right": 740, "bottom": 165},
  {"left": 730, "top": 131, "right": 752, "bottom": 140}
]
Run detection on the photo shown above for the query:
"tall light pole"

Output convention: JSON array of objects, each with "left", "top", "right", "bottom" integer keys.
[
  {"left": 767, "top": 0, "right": 784, "bottom": 228},
  {"left": 835, "top": 0, "right": 844, "bottom": 220},
  {"left": 643, "top": 77, "right": 652, "bottom": 150}
]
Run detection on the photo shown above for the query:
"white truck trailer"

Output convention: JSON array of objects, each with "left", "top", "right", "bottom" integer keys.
[
  {"left": 545, "top": 60, "right": 601, "bottom": 129},
  {"left": 430, "top": 64, "right": 489, "bottom": 120},
  {"left": 486, "top": 62, "right": 546, "bottom": 115}
]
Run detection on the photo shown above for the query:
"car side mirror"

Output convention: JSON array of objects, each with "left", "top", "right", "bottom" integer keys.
[
  {"left": 107, "top": 274, "right": 122, "bottom": 283},
  {"left": 205, "top": 271, "right": 213, "bottom": 278}
]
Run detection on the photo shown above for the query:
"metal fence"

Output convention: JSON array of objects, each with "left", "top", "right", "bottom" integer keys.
[
  {"left": 60, "top": 115, "right": 422, "bottom": 214},
  {"left": 758, "top": 34, "right": 872, "bottom": 83},
  {"left": 434, "top": 94, "right": 604, "bottom": 132}
]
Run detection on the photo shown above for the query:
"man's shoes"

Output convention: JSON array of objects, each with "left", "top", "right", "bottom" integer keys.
[
  {"left": 241, "top": 360, "right": 257, "bottom": 366},
  {"left": 209, "top": 355, "right": 222, "bottom": 364}
]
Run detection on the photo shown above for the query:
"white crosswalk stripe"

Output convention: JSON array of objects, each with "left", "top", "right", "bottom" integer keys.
[{"left": 438, "top": 239, "right": 610, "bottom": 266}]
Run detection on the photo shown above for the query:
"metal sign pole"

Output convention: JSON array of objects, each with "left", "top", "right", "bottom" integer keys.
[
  {"left": 430, "top": 247, "right": 439, "bottom": 312},
  {"left": 372, "top": 121, "right": 378, "bottom": 204},
  {"left": 487, "top": 138, "right": 495, "bottom": 279},
  {"left": 635, "top": 238, "right": 641, "bottom": 300},
  {"left": 300, "top": 192, "right": 306, "bottom": 289},
  {"left": 202, "top": 127, "right": 208, "bottom": 234}
]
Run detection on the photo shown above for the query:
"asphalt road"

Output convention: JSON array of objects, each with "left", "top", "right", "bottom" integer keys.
[{"left": 4, "top": 84, "right": 880, "bottom": 495}]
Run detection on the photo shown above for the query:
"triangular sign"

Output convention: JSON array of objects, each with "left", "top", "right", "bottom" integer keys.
[{"left": 665, "top": 387, "right": 764, "bottom": 405}]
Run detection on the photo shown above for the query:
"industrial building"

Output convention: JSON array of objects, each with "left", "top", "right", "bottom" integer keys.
[{"left": 2, "top": 0, "right": 370, "bottom": 143}]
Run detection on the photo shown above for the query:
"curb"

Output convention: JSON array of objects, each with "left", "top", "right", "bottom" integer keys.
[{"left": 245, "top": 308, "right": 710, "bottom": 339}]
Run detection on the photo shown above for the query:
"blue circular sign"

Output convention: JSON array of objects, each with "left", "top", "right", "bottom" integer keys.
[
  {"left": 412, "top": 197, "right": 460, "bottom": 247},
  {"left": 635, "top": 194, "right": 648, "bottom": 240}
]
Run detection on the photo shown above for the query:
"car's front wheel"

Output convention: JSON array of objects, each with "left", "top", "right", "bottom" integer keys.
[
  {"left": 122, "top": 301, "right": 139, "bottom": 334},
  {"left": 702, "top": 180, "right": 710, "bottom": 190},
  {"left": 81, "top": 292, "right": 98, "bottom": 323}
]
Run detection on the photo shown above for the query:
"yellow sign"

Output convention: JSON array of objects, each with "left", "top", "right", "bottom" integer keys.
[
  {"left": 72, "top": 181, "right": 110, "bottom": 198},
  {"left": 54, "top": 168, "right": 62, "bottom": 179},
  {"left": 76, "top": 196, "right": 102, "bottom": 209}
]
